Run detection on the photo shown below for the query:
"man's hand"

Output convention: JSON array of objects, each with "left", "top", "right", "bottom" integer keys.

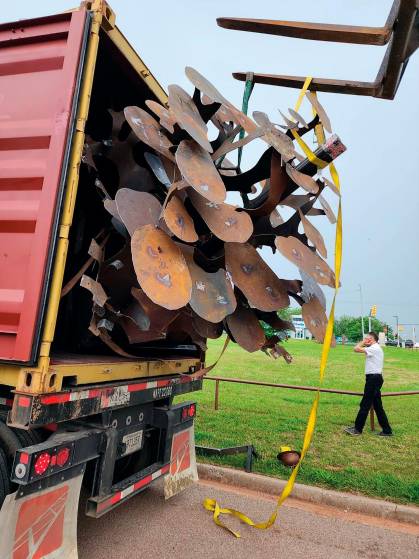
[{"left": 354, "top": 339, "right": 367, "bottom": 354}]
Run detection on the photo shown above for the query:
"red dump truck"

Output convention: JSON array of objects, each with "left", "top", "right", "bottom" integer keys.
[{"left": 0, "top": 2, "right": 202, "bottom": 556}]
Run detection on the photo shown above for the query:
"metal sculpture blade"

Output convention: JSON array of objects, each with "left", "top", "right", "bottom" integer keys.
[
  {"left": 163, "top": 194, "right": 199, "bottom": 242},
  {"left": 124, "top": 106, "right": 175, "bottom": 161},
  {"left": 225, "top": 242, "right": 290, "bottom": 311},
  {"left": 226, "top": 305, "right": 266, "bottom": 352},
  {"left": 189, "top": 189, "right": 253, "bottom": 243},
  {"left": 275, "top": 236, "right": 335, "bottom": 287},
  {"left": 115, "top": 189, "right": 163, "bottom": 236},
  {"left": 298, "top": 209, "right": 327, "bottom": 258},
  {"left": 301, "top": 294, "right": 329, "bottom": 343},
  {"left": 183, "top": 250, "right": 236, "bottom": 323},
  {"left": 131, "top": 225, "right": 192, "bottom": 310},
  {"left": 286, "top": 163, "right": 319, "bottom": 194},
  {"left": 168, "top": 84, "right": 212, "bottom": 152},
  {"left": 176, "top": 139, "right": 227, "bottom": 202}
]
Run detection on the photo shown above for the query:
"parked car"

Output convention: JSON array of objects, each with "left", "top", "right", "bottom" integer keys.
[
  {"left": 385, "top": 339, "right": 398, "bottom": 346},
  {"left": 405, "top": 339, "right": 414, "bottom": 348}
]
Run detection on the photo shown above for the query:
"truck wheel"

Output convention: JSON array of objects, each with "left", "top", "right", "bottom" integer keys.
[
  {"left": 0, "top": 447, "right": 11, "bottom": 509},
  {"left": 0, "top": 420, "right": 20, "bottom": 465},
  {"left": 11, "top": 428, "right": 37, "bottom": 448}
]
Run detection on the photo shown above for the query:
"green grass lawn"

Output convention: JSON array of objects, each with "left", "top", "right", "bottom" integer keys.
[{"left": 177, "top": 338, "right": 419, "bottom": 504}]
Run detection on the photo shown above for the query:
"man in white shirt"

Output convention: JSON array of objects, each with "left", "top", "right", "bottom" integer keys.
[{"left": 344, "top": 331, "right": 393, "bottom": 436}]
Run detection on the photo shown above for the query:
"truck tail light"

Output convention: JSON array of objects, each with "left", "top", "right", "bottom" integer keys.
[
  {"left": 34, "top": 452, "right": 51, "bottom": 475},
  {"left": 56, "top": 447, "right": 70, "bottom": 467},
  {"left": 181, "top": 403, "right": 196, "bottom": 421}
]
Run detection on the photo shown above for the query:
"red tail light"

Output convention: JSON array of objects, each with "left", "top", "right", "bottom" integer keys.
[
  {"left": 182, "top": 407, "right": 188, "bottom": 420},
  {"left": 57, "top": 447, "right": 71, "bottom": 467},
  {"left": 34, "top": 452, "right": 51, "bottom": 475},
  {"left": 188, "top": 404, "right": 196, "bottom": 417}
]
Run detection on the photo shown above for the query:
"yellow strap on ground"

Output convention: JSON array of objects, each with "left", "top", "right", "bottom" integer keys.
[{"left": 203, "top": 79, "right": 343, "bottom": 537}]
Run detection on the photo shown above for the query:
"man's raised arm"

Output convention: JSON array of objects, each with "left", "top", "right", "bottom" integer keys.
[{"left": 354, "top": 339, "right": 367, "bottom": 353}]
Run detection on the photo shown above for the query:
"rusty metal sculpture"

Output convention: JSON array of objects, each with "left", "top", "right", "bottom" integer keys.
[{"left": 79, "top": 66, "right": 346, "bottom": 365}]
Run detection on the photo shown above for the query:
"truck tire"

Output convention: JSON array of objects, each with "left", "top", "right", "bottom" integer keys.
[
  {"left": 11, "top": 428, "right": 35, "bottom": 449},
  {"left": 0, "top": 420, "right": 20, "bottom": 465},
  {"left": 0, "top": 447, "right": 11, "bottom": 509}
]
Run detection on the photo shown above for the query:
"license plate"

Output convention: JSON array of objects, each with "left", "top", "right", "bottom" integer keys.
[{"left": 122, "top": 430, "right": 144, "bottom": 455}]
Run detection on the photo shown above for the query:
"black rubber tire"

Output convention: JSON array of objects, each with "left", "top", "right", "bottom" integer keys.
[
  {"left": 11, "top": 428, "right": 34, "bottom": 449},
  {"left": 0, "top": 420, "right": 20, "bottom": 464},
  {"left": 0, "top": 446, "right": 11, "bottom": 509},
  {"left": 27, "top": 428, "right": 46, "bottom": 445}
]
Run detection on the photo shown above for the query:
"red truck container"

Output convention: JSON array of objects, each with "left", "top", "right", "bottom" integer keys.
[{"left": 0, "top": 2, "right": 202, "bottom": 556}]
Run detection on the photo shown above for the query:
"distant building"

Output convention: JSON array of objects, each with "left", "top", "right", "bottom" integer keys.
[{"left": 289, "top": 315, "right": 313, "bottom": 340}]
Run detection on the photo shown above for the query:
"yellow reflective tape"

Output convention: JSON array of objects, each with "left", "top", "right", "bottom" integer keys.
[
  {"left": 292, "top": 80, "right": 329, "bottom": 169},
  {"left": 291, "top": 129, "right": 328, "bottom": 168},
  {"left": 203, "top": 81, "right": 343, "bottom": 537},
  {"left": 294, "top": 76, "right": 312, "bottom": 113}
]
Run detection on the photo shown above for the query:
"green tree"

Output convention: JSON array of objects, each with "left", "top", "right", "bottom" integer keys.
[
  {"left": 277, "top": 307, "right": 301, "bottom": 322},
  {"left": 334, "top": 315, "right": 390, "bottom": 342},
  {"left": 261, "top": 307, "right": 301, "bottom": 339}
]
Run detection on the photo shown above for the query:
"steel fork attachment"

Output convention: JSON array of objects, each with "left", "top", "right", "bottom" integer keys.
[{"left": 218, "top": 0, "right": 419, "bottom": 99}]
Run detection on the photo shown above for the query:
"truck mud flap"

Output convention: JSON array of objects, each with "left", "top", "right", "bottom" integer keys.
[
  {"left": 0, "top": 472, "right": 83, "bottom": 559},
  {"left": 164, "top": 424, "right": 198, "bottom": 500}
]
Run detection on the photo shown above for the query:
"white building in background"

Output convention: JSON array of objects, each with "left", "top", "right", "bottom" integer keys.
[{"left": 289, "top": 315, "right": 313, "bottom": 340}]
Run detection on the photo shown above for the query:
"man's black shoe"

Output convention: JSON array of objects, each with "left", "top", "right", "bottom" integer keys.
[
  {"left": 344, "top": 426, "right": 362, "bottom": 436},
  {"left": 376, "top": 431, "right": 393, "bottom": 437}
]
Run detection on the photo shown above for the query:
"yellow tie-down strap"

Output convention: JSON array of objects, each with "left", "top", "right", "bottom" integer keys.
[{"left": 203, "top": 76, "right": 343, "bottom": 537}]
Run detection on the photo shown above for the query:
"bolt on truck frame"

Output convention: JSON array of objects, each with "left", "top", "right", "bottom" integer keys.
[{"left": 0, "top": 2, "right": 202, "bottom": 556}]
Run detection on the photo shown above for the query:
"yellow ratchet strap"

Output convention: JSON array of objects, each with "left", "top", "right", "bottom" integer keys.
[{"left": 203, "top": 79, "right": 343, "bottom": 537}]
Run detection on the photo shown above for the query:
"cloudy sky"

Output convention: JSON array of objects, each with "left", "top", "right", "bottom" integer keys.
[{"left": 3, "top": 1, "right": 418, "bottom": 337}]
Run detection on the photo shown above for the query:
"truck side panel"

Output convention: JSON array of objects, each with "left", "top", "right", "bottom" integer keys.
[{"left": 0, "top": 10, "right": 87, "bottom": 363}]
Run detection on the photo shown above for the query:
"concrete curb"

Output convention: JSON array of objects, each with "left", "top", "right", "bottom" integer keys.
[{"left": 197, "top": 463, "right": 419, "bottom": 525}]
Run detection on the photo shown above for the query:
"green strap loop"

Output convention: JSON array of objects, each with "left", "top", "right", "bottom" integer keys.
[{"left": 237, "top": 72, "right": 254, "bottom": 169}]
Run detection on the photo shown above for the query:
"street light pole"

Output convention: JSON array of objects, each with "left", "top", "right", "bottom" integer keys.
[
  {"left": 358, "top": 284, "right": 365, "bottom": 338},
  {"left": 393, "top": 315, "right": 399, "bottom": 347}
]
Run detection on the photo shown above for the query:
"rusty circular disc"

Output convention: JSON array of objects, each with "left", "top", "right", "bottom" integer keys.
[
  {"left": 298, "top": 209, "right": 327, "bottom": 258},
  {"left": 253, "top": 111, "right": 295, "bottom": 161},
  {"left": 103, "top": 198, "right": 120, "bottom": 219},
  {"left": 163, "top": 194, "right": 198, "bottom": 242},
  {"left": 322, "top": 176, "right": 341, "bottom": 197},
  {"left": 185, "top": 67, "right": 230, "bottom": 106},
  {"left": 225, "top": 243, "right": 290, "bottom": 312},
  {"left": 306, "top": 92, "right": 332, "bottom": 133},
  {"left": 318, "top": 194, "right": 336, "bottom": 224},
  {"left": 184, "top": 69, "right": 256, "bottom": 132},
  {"left": 124, "top": 106, "right": 175, "bottom": 161},
  {"left": 145, "top": 100, "right": 176, "bottom": 134},
  {"left": 300, "top": 270, "right": 326, "bottom": 310},
  {"left": 183, "top": 251, "right": 236, "bottom": 323},
  {"left": 176, "top": 139, "right": 226, "bottom": 203},
  {"left": 288, "top": 108, "right": 307, "bottom": 128},
  {"left": 214, "top": 104, "right": 237, "bottom": 124},
  {"left": 226, "top": 306, "right": 266, "bottom": 352},
  {"left": 168, "top": 84, "right": 212, "bottom": 153},
  {"left": 286, "top": 164, "right": 319, "bottom": 194},
  {"left": 275, "top": 236, "right": 335, "bottom": 287},
  {"left": 115, "top": 189, "right": 162, "bottom": 236},
  {"left": 131, "top": 225, "right": 192, "bottom": 310},
  {"left": 270, "top": 209, "right": 284, "bottom": 227},
  {"left": 301, "top": 295, "right": 328, "bottom": 343},
  {"left": 189, "top": 189, "right": 253, "bottom": 243},
  {"left": 280, "top": 194, "right": 311, "bottom": 209},
  {"left": 144, "top": 152, "right": 171, "bottom": 187},
  {"left": 131, "top": 287, "right": 179, "bottom": 333},
  {"left": 192, "top": 315, "right": 224, "bottom": 339}
]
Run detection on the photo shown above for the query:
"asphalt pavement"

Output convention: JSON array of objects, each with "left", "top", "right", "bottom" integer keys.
[{"left": 78, "top": 480, "right": 419, "bottom": 559}]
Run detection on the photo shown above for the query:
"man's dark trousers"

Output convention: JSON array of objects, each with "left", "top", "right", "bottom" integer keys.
[{"left": 355, "top": 374, "right": 392, "bottom": 434}]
